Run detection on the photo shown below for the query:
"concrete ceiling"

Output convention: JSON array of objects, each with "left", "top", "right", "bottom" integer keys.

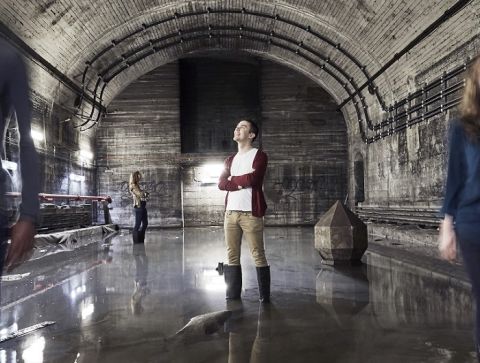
[{"left": 1, "top": 0, "right": 478, "bottom": 117}]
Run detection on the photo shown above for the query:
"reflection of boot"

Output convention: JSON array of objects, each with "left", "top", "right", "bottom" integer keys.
[
  {"left": 132, "top": 230, "right": 140, "bottom": 244},
  {"left": 256, "top": 266, "right": 270, "bottom": 303},
  {"left": 131, "top": 282, "right": 146, "bottom": 315},
  {"left": 256, "top": 304, "right": 272, "bottom": 338},
  {"left": 250, "top": 304, "right": 272, "bottom": 362},
  {"left": 138, "top": 230, "right": 146, "bottom": 243},
  {"left": 229, "top": 331, "right": 248, "bottom": 363},
  {"left": 226, "top": 301, "right": 247, "bottom": 363},
  {"left": 224, "top": 265, "right": 242, "bottom": 300},
  {"left": 225, "top": 300, "right": 243, "bottom": 333}
]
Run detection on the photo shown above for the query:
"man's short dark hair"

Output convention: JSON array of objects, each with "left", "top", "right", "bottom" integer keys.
[{"left": 245, "top": 120, "right": 259, "bottom": 142}]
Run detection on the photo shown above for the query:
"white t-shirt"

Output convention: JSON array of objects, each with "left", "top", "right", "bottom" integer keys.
[{"left": 226, "top": 148, "right": 258, "bottom": 211}]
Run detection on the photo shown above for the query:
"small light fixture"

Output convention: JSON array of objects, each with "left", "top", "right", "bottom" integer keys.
[
  {"left": 2, "top": 160, "right": 17, "bottom": 171},
  {"left": 70, "top": 173, "right": 85, "bottom": 182},
  {"left": 195, "top": 163, "right": 224, "bottom": 184},
  {"left": 80, "top": 149, "right": 94, "bottom": 160},
  {"left": 31, "top": 129, "right": 44, "bottom": 142}
]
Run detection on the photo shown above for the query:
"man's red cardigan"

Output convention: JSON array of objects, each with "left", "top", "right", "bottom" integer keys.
[{"left": 218, "top": 149, "right": 268, "bottom": 217}]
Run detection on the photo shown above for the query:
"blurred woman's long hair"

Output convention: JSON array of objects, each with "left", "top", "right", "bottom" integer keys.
[
  {"left": 460, "top": 55, "right": 480, "bottom": 140},
  {"left": 129, "top": 171, "right": 141, "bottom": 187}
]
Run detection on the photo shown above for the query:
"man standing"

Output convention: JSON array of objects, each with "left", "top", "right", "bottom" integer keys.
[
  {"left": 218, "top": 120, "right": 270, "bottom": 303},
  {"left": 0, "top": 39, "right": 40, "bottom": 272}
]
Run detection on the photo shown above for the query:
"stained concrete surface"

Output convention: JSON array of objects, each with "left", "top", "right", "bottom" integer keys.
[{"left": 0, "top": 227, "right": 476, "bottom": 362}]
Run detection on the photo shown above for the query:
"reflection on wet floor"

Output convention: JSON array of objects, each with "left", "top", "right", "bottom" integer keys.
[{"left": 0, "top": 227, "right": 476, "bottom": 362}]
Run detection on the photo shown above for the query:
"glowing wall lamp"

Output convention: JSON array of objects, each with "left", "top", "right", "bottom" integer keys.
[
  {"left": 2, "top": 160, "right": 17, "bottom": 171},
  {"left": 30, "top": 129, "right": 44, "bottom": 142},
  {"left": 194, "top": 163, "right": 224, "bottom": 184},
  {"left": 69, "top": 173, "right": 85, "bottom": 182},
  {"left": 79, "top": 149, "right": 94, "bottom": 161}
]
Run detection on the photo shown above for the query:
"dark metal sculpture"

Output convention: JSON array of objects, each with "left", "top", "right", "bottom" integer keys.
[{"left": 315, "top": 201, "right": 368, "bottom": 265}]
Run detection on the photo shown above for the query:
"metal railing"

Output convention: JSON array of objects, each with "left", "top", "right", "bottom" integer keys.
[
  {"left": 355, "top": 205, "right": 441, "bottom": 228},
  {"left": 6, "top": 192, "right": 113, "bottom": 233},
  {"left": 363, "top": 63, "right": 466, "bottom": 143},
  {"left": 6, "top": 192, "right": 112, "bottom": 203}
]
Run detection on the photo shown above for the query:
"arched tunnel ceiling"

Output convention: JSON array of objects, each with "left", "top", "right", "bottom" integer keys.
[{"left": 1, "top": 0, "right": 478, "bottom": 130}]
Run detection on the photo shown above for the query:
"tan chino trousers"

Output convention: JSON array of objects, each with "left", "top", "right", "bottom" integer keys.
[{"left": 224, "top": 210, "right": 268, "bottom": 267}]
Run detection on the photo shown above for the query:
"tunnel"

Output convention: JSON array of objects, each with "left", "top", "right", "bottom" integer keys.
[{"left": 0, "top": 0, "right": 479, "bottom": 362}]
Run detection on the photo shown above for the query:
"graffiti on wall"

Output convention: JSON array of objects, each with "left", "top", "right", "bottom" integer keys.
[
  {"left": 265, "top": 175, "right": 327, "bottom": 220},
  {"left": 264, "top": 165, "right": 346, "bottom": 221},
  {"left": 117, "top": 180, "right": 167, "bottom": 208},
  {"left": 266, "top": 177, "right": 320, "bottom": 203}
]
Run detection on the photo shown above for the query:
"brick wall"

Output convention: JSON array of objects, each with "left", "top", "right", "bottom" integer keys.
[
  {"left": 261, "top": 61, "right": 348, "bottom": 225},
  {"left": 179, "top": 57, "right": 261, "bottom": 153},
  {"left": 5, "top": 56, "right": 96, "bottom": 213},
  {"left": 2, "top": 0, "right": 479, "bottom": 230},
  {"left": 99, "top": 57, "right": 348, "bottom": 227},
  {"left": 96, "top": 62, "right": 182, "bottom": 227}
]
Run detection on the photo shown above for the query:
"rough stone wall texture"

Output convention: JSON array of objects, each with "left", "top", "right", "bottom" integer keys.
[
  {"left": 181, "top": 165, "right": 226, "bottom": 227},
  {"left": 1, "top": 0, "right": 479, "bottom": 231},
  {"left": 355, "top": 36, "right": 478, "bottom": 211},
  {"left": 31, "top": 94, "right": 96, "bottom": 197},
  {"left": 99, "top": 58, "right": 347, "bottom": 227},
  {"left": 96, "top": 62, "right": 182, "bottom": 227},
  {"left": 180, "top": 57, "right": 261, "bottom": 153},
  {"left": 4, "top": 55, "right": 96, "bottom": 214},
  {"left": 364, "top": 115, "right": 448, "bottom": 208},
  {"left": 261, "top": 61, "right": 348, "bottom": 225},
  {"left": 3, "top": 0, "right": 477, "bottom": 133},
  {"left": 181, "top": 59, "right": 348, "bottom": 226},
  {"left": 179, "top": 56, "right": 261, "bottom": 226}
]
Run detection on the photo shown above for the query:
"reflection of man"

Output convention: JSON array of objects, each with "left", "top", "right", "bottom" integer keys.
[
  {"left": 131, "top": 244, "right": 149, "bottom": 315},
  {"left": 0, "top": 40, "right": 40, "bottom": 273},
  {"left": 227, "top": 305, "right": 272, "bottom": 363},
  {"left": 218, "top": 120, "right": 270, "bottom": 303}
]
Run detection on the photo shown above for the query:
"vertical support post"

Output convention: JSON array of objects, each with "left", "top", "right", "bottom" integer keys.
[{"left": 102, "top": 200, "right": 112, "bottom": 224}]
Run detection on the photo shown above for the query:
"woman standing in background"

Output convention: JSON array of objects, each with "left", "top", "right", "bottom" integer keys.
[{"left": 129, "top": 171, "right": 149, "bottom": 244}]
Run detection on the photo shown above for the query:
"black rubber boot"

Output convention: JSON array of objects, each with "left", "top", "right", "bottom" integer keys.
[
  {"left": 224, "top": 265, "right": 242, "bottom": 300},
  {"left": 256, "top": 266, "right": 271, "bottom": 303},
  {"left": 138, "top": 230, "right": 146, "bottom": 244}
]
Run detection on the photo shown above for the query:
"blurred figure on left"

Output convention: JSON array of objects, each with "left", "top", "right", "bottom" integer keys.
[
  {"left": 0, "top": 39, "right": 40, "bottom": 273},
  {"left": 129, "top": 171, "right": 148, "bottom": 243}
]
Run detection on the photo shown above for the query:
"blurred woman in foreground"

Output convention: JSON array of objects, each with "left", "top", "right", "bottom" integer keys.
[{"left": 439, "top": 55, "right": 480, "bottom": 361}]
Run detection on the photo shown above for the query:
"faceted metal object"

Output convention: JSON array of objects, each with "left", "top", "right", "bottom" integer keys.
[{"left": 315, "top": 201, "right": 368, "bottom": 264}]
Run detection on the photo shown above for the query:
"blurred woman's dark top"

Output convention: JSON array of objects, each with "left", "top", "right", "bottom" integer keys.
[{"left": 441, "top": 119, "right": 480, "bottom": 223}]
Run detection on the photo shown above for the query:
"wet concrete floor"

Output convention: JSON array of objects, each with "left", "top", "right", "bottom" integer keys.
[{"left": 0, "top": 227, "right": 476, "bottom": 362}]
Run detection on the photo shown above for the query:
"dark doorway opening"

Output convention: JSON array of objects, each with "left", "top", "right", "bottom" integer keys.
[
  {"left": 354, "top": 154, "right": 365, "bottom": 204},
  {"left": 179, "top": 57, "right": 261, "bottom": 153}
]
